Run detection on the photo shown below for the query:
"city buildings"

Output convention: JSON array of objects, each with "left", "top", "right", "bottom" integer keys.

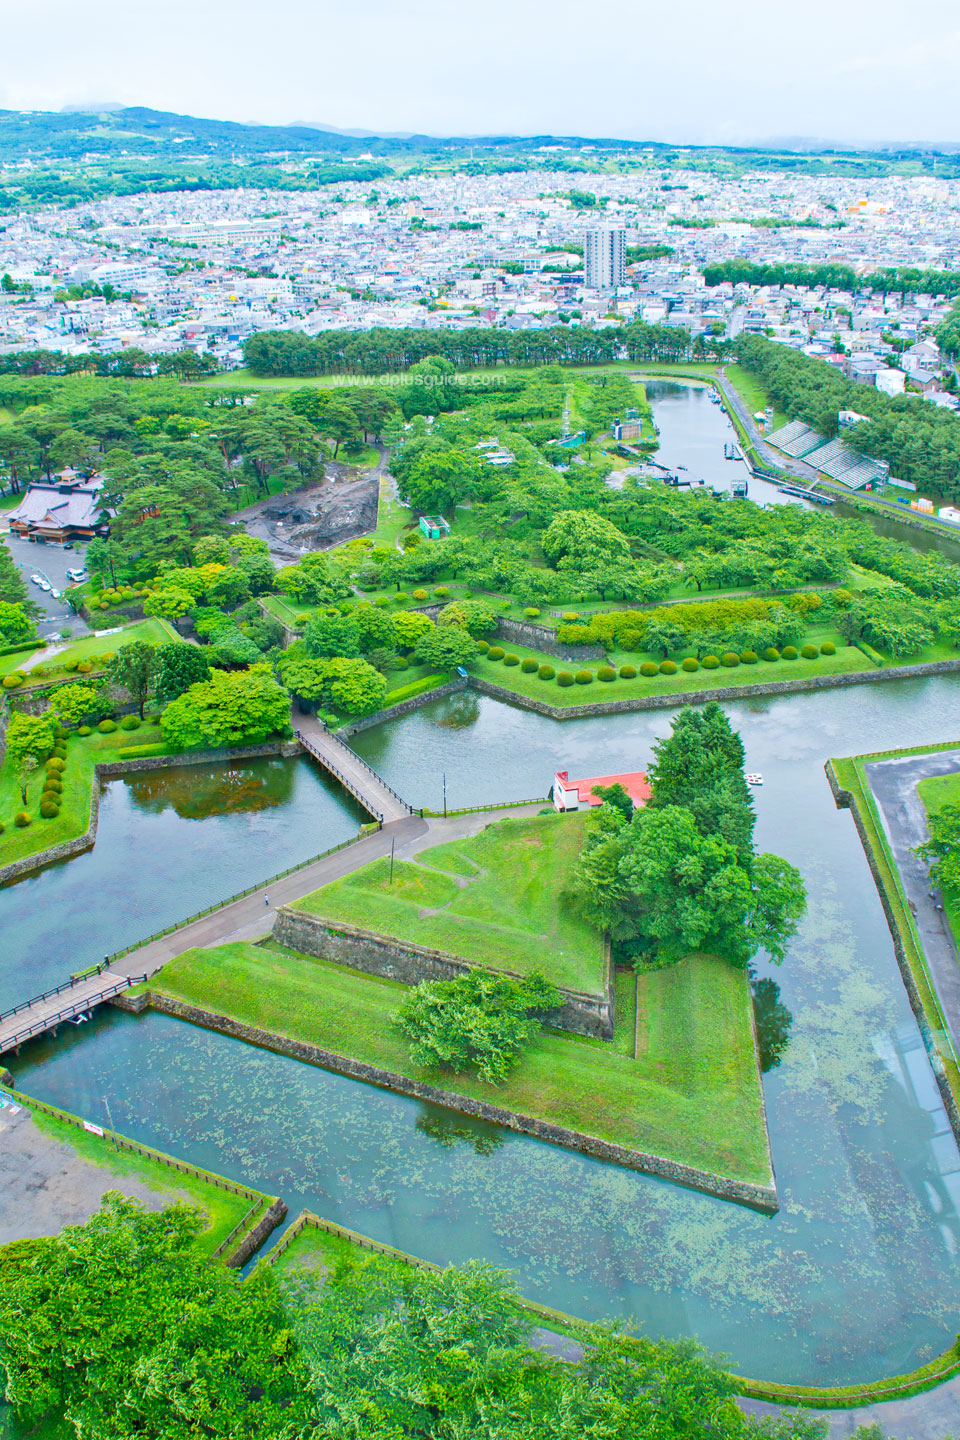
[{"left": 584, "top": 227, "right": 626, "bottom": 290}]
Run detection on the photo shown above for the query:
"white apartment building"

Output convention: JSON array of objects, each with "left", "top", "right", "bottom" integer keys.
[{"left": 584, "top": 228, "right": 626, "bottom": 290}]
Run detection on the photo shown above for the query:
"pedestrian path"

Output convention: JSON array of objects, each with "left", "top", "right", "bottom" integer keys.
[{"left": 294, "top": 712, "right": 414, "bottom": 822}]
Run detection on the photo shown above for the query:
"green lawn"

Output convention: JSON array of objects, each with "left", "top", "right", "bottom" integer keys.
[
  {"left": 22, "top": 617, "right": 177, "bottom": 683},
  {"left": 917, "top": 770, "right": 960, "bottom": 948},
  {"left": 30, "top": 1109, "right": 258, "bottom": 1256},
  {"left": 293, "top": 812, "right": 605, "bottom": 994},
  {"left": 146, "top": 939, "right": 770, "bottom": 1182},
  {"left": 199, "top": 360, "right": 718, "bottom": 392},
  {"left": 723, "top": 364, "right": 787, "bottom": 429},
  {"left": 0, "top": 720, "right": 166, "bottom": 865}
]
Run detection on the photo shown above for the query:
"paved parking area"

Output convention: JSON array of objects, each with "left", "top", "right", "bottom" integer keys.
[{"left": 1, "top": 531, "right": 90, "bottom": 639}]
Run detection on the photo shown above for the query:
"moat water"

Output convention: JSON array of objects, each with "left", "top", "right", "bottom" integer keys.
[{"left": 6, "top": 383, "right": 960, "bottom": 1387}]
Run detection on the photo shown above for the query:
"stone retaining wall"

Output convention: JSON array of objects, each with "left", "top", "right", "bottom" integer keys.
[
  {"left": 468, "top": 657, "right": 960, "bottom": 719},
  {"left": 339, "top": 680, "right": 465, "bottom": 736},
  {"left": 0, "top": 739, "right": 300, "bottom": 887},
  {"left": 138, "top": 992, "right": 778, "bottom": 1213},
  {"left": 272, "top": 907, "right": 614, "bottom": 1038},
  {"left": 495, "top": 616, "right": 605, "bottom": 663},
  {"left": 225, "top": 1198, "right": 288, "bottom": 1269}
]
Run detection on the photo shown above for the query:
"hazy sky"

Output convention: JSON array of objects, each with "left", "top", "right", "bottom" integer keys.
[{"left": 3, "top": 0, "right": 960, "bottom": 146}]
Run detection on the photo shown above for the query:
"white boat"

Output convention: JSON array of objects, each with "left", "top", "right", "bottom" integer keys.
[{"left": 746, "top": 773, "right": 763, "bottom": 786}]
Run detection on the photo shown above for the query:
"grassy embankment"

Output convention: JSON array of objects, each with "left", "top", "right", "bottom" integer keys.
[
  {"left": 917, "top": 770, "right": 960, "bottom": 947},
  {"left": 198, "top": 360, "right": 720, "bottom": 392},
  {"left": 144, "top": 937, "right": 768, "bottom": 1182},
  {"left": 293, "top": 813, "right": 605, "bottom": 994},
  {"left": 0, "top": 720, "right": 166, "bottom": 865},
  {"left": 0, "top": 616, "right": 177, "bottom": 681}
]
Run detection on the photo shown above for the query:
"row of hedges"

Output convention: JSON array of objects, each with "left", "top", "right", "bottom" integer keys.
[{"left": 478, "top": 641, "right": 838, "bottom": 686}]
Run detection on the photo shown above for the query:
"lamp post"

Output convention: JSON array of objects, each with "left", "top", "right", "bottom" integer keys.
[{"left": 442, "top": 771, "right": 447, "bottom": 818}]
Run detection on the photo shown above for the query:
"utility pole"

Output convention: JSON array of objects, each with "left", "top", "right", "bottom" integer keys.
[
  {"left": 389, "top": 837, "right": 395, "bottom": 884},
  {"left": 442, "top": 771, "right": 447, "bottom": 818}
]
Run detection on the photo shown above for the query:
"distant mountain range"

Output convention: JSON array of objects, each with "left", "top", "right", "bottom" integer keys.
[{"left": 0, "top": 105, "right": 956, "bottom": 164}]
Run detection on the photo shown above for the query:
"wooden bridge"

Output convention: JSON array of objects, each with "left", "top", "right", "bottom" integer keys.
[
  {"left": 294, "top": 715, "right": 415, "bottom": 824},
  {"left": 0, "top": 969, "right": 145, "bottom": 1056}
]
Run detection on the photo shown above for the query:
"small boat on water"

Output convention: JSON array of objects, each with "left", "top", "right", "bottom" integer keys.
[{"left": 746, "top": 773, "right": 763, "bottom": 787}]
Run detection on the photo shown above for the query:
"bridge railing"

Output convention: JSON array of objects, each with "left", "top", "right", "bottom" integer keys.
[
  {"left": 0, "top": 975, "right": 146, "bottom": 1052},
  {"left": 295, "top": 732, "right": 384, "bottom": 821},
  {"left": 0, "top": 971, "right": 107, "bottom": 1025},
  {"left": 297, "top": 726, "right": 414, "bottom": 815}
]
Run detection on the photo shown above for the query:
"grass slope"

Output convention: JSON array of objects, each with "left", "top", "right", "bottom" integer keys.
[
  {"left": 293, "top": 812, "right": 605, "bottom": 994},
  {"left": 146, "top": 939, "right": 770, "bottom": 1183}
]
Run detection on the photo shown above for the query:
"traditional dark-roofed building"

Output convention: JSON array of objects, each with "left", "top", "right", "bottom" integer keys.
[{"left": 8, "top": 470, "right": 111, "bottom": 544}]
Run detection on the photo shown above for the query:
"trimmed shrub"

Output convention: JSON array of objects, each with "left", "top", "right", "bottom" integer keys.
[
  {"left": 574, "top": 670, "right": 593, "bottom": 685},
  {"left": 462, "top": 589, "right": 473, "bottom": 599},
  {"left": 740, "top": 650, "right": 758, "bottom": 665},
  {"left": 640, "top": 661, "right": 658, "bottom": 677},
  {"left": 681, "top": 657, "right": 699, "bottom": 672},
  {"left": 14, "top": 811, "right": 31, "bottom": 828},
  {"left": 721, "top": 652, "right": 740, "bottom": 667},
  {"left": 520, "top": 657, "right": 538, "bottom": 673},
  {"left": 76, "top": 725, "right": 93, "bottom": 737},
  {"left": 412, "top": 588, "right": 429, "bottom": 601},
  {"left": 39, "top": 800, "right": 60, "bottom": 819},
  {"left": 76, "top": 661, "right": 94, "bottom": 674},
  {"left": 434, "top": 586, "right": 450, "bottom": 598},
  {"left": 62, "top": 659, "right": 79, "bottom": 672},
  {"left": 561, "top": 612, "right": 580, "bottom": 622},
  {"left": 115, "top": 742, "right": 170, "bottom": 760},
  {"left": 1, "top": 672, "right": 24, "bottom": 689},
  {"left": 820, "top": 640, "right": 836, "bottom": 655},
  {"left": 800, "top": 644, "right": 818, "bottom": 659},
  {"left": 101, "top": 651, "right": 116, "bottom": 662},
  {"left": 556, "top": 671, "right": 574, "bottom": 687},
  {"left": 393, "top": 592, "right": 410, "bottom": 605},
  {"left": 503, "top": 653, "right": 520, "bottom": 667},
  {"left": 373, "top": 596, "right": 390, "bottom": 608},
  {"left": 43, "top": 777, "right": 63, "bottom": 794},
  {"left": 295, "top": 613, "right": 311, "bottom": 627},
  {"left": 523, "top": 608, "right": 541, "bottom": 619},
  {"left": 97, "top": 719, "right": 117, "bottom": 734},
  {"left": 781, "top": 645, "right": 798, "bottom": 660},
  {"left": 487, "top": 646, "right": 505, "bottom": 661},
  {"left": 618, "top": 665, "right": 637, "bottom": 679},
  {"left": 476, "top": 639, "right": 490, "bottom": 653},
  {"left": 702, "top": 655, "right": 720, "bottom": 669},
  {"left": 597, "top": 665, "right": 616, "bottom": 682},
  {"left": 52, "top": 744, "right": 67, "bottom": 759},
  {"left": 659, "top": 660, "right": 678, "bottom": 675},
  {"left": 45, "top": 757, "right": 65, "bottom": 774},
  {"left": 120, "top": 715, "right": 141, "bottom": 731},
  {"left": 538, "top": 664, "right": 555, "bottom": 680},
  {"left": 763, "top": 647, "right": 780, "bottom": 662}
]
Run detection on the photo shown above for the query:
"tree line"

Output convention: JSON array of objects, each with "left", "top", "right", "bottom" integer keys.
[{"left": 704, "top": 260, "right": 960, "bottom": 297}]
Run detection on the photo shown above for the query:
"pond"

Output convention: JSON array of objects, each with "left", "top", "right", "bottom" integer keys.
[
  {"left": 0, "top": 756, "right": 365, "bottom": 1011},
  {"left": 12, "top": 678, "right": 960, "bottom": 1388}
]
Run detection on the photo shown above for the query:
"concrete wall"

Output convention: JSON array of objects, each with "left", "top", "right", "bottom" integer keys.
[
  {"left": 139, "top": 991, "right": 778, "bottom": 1213},
  {"left": 272, "top": 907, "right": 614, "bottom": 1040}
]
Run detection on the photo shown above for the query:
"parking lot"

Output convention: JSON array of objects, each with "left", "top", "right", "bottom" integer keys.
[{"left": 2, "top": 531, "right": 91, "bottom": 640}]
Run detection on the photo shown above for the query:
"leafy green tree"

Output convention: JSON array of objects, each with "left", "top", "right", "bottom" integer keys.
[
  {"left": 303, "top": 610, "right": 361, "bottom": 658},
  {"left": 143, "top": 587, "right": 194, "bottom": 621},
  {"left": 160, "top": 665, "right": 290, "bottom": 750},
  {"left": 317, "top": 656, "right": 387, "bottom": 715},
  {"left": 395, "top": 968, "right": 560, "bottom": 1083},
  {"left": 320, "top": 398, "right": 362, "bottom": 457},
  {"left": 0, "top": 600, "right": 34, "bottom": 644},
  {"left": 412, "top": 624, "right": 477, "bottom": 671},
  {"left": 206, "top": 567, "right": 251, "bottom": 609},
  {"left": 48, "top": 682, "right": 107, "bottom": 728},
  {"left": 0, "top": 1194, "right": 312, "bottom": 1438},
  {"left": 352, "top": 601, "right": 397, "bottom": 654},
  {"left": 392, "top": 609, "right": 435, "bottom": 650},
  {"left": 106, "top": 640, "right": 157, "bottom": 719},
  {"left": 437, "top": 599, "right": 498, "bottom": 636},
  {"left": 917, "top": 802, "right": 960, "bottom": 894},
  {"left": 279, "top": 656, "right": 329, "bottom": 704},
  {"left": 642, "top": 619, "right": 687, "bottom": 659},
  {"left": 6, "top": 711, "right": 53, "bottom": 803},
  {"left": 192, "top": 535, "right": 231, "bottom": 566},
  {"left": 154, "top": 641, "right": 211, "bottom": 706},
  {"left": 541, "top": 509, "right": 631, "bottom": 567}
]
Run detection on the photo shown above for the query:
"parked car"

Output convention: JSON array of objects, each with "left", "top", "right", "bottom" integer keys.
[
  {"left": 37, "top": 579, "right": 51, "bottom": 592},
  {"left": 66, "top": 568, "right": 86, "bottom": 582},
  {"left": 30, "top": 573, "right": 43, "bottom": 585}
]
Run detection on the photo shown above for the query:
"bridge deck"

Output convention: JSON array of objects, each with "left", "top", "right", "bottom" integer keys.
[
  {"left": 294, "top": 715, "right": 413, "bottom": 823},
  {"left": 0, "top": 971, "right": 145, "bottom": 1055}
]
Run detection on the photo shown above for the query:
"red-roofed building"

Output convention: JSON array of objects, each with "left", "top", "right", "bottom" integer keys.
[{"left": 552, "top": 769, "right": 651, "bottom": 813}]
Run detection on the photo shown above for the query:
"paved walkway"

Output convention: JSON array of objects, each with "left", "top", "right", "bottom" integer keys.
[
  {"left": 866, "top": 748, "right": 960, "bottom": 1054},
  {"left": 739, "top": 1381, "right": 960, "bottom": 1439},
  {"left": 294, "top": 712, "right": 414, "bottom": 823},
  {"left": 716, "top": 370, "right": 824, "bottom": 485}
]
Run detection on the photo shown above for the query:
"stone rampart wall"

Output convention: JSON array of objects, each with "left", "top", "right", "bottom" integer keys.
[
  {"left": 272, "top": 907, "right": 613, "bottom": 1039},
  {"left": 140, "top": 992, "right": 778, "bottom": 1213}
]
